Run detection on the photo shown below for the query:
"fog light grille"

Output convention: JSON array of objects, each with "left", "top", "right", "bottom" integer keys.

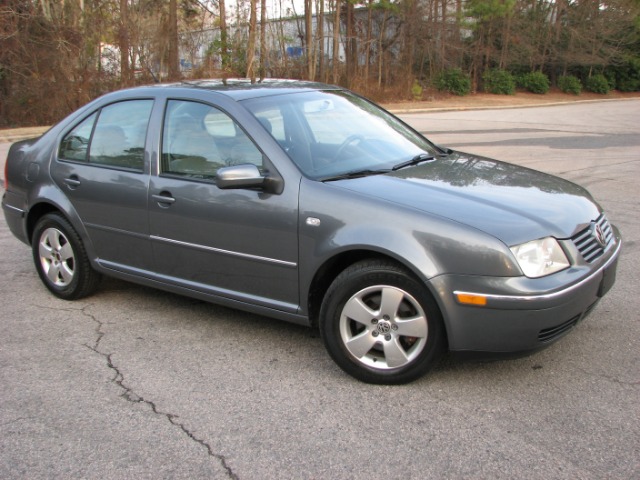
[{"left": 538, "top": 315, "right": 580, "bottom": 343}]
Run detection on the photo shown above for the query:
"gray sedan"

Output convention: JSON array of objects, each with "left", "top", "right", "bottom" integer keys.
[{"left": 2, "top": 80, "right": 621, "bottom": 383}]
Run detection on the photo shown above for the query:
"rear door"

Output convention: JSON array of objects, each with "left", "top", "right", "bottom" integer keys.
[{"left": 51, "top": 99, "right": 154, "bottom": 270}]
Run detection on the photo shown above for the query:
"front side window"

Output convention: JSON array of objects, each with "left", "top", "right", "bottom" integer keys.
[{"left": 162, "top": 100, "right": 263, "bottom": 179}]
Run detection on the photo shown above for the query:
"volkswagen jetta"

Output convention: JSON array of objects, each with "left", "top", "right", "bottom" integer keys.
[{"left": 2, "top": 80, "right": 621, "bottom": 383}]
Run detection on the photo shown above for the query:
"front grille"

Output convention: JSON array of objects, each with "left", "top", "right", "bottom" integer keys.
[
  {"left": 538, "top": 315, "right": 581, "bottom": 343},
  {"left": 571, "top": 214, "right": 613, "bottom": 263}
]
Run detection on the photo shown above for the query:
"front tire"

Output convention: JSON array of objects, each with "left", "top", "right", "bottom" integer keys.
[
  {"left": 320, "top": 260, "right": 445, "bottom": 384},
  {"left": 32, "top": 213, "right": 101, "bottom": 300}
]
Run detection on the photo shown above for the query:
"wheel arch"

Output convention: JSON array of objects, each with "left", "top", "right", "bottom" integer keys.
[
  {"left": 306, "top": 249, "right": 448, "bottom": 342},
  {"left": 25, "top": 200, "right": 98, "bottom": 270},
  {"left": 26, "top": 202, "right": 61, "bottom": 245}
]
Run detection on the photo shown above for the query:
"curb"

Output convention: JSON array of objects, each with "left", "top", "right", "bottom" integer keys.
[
  {"left": 387, "top": 97, "right": 640, "bottom": 115},
  {"left": 0, "top": 127, "right": 50, "bottom": 144}
]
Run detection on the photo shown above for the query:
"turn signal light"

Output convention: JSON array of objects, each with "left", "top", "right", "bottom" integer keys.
[{"left": 455, "top": 293, "right": 488, "bottom": 307}]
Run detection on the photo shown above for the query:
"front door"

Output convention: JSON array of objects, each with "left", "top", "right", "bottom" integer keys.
[{"left": 148, "top": 99, "right": 299, "bottom": 312}]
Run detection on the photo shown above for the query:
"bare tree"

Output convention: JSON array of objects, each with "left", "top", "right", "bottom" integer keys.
[
  {"left": 317, "top": 0, "right": 326, "bottom": 80},
  {"left": 119, "top": 0, "right": 131, "bottom": 85},
  {"left": 2, "top": 0, "right": 640, "bottom": 129},
  {"left": 305, "top": 0, "right": 314, "bottom": 79},
  {"left": 345, "top": 0, "right": 356, "bottom": 85},
  {"left": 246, "top": 0, "right": 258, "bottom": 81},
  {"left": 260, "top": 0, "right": 266, "bottom": 79},
  {"left": 332, "top": 0, "right": 341, "bottom": 83},
  {"left": 167, "top": 0, "right": 180, "bottom": 80}
]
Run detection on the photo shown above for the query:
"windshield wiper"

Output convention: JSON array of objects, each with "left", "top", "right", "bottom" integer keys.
[
  {"left": 321, "top": 168, "right": 391, "bottom": 182},
  {"left": 392, "top": 153, "right": 435, "bottom": 171}
]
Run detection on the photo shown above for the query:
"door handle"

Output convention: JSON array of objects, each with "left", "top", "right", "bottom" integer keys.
[
  {"left": 152, "top": 192, "right": 176, "bottom": 206},
  {"left": 64, "top": 176, "right": 81, "bottom": 188}
]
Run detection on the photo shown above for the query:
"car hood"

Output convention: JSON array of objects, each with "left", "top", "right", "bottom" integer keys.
[{"left": 330, "top": 153, "right": 601, "bottom": 246}]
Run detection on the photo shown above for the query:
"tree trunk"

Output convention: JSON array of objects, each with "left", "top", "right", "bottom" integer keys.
[
  {"left": 499, "top": 10, "right": 512, "bottom": 69},
  {"left": 440, "top": 0, "right": 447, "bottom": 71},
  {"left": 219, "top": 0, "right": 229, "bottom": 74},
  {"left": 332, "top": 0, "right": 341, "bottom": 84},
  {"left": 345, "top": 0, "right": 357, "bottom": 86},
  {"left": 364, "top": 0, "right": 372, "bottom": 84},
  {"left": 167, "top": 0, "right": 180, "bottom": 80},
  {"left": 317, "top": 0, "right": 325, "bottom": 81},
  {"left": 119, "top": 0, "right": 130, "bottom": 86},
  {"left": 260, "top": 0, "right": 266, "bottom": 80},
  {"left": 402, "top": 0, "right": 418, "bottom": 85},
  {"left": 378, "top": 10, "right": 388, "bottom": 87},
  {"left": 246, "top": 0, "right": 257, "bottom": 82},
  {"left": 305, "top": 0, "right": 314, "bottom": 80}
]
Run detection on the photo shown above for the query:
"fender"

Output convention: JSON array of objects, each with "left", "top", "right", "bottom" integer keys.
[{"left": 297, "top": 178, "right": 520, "bottom": 316}]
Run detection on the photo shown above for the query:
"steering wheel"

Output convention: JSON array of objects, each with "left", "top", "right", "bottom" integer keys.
[{"left": 334, "top": 134, "right": 365, "bottom": 160}]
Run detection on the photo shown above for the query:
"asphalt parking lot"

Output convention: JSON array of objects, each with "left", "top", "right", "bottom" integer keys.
[{"left": 1, "top": 99, "right": 638, "bottom": 479}]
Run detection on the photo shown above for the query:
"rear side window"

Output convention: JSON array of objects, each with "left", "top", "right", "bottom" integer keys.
[
  {"left": 90, "top": 100, "right": 153, "bottom": 170},
  {"left": 59, "top": 113, "right": 97, "bottom": 162},
  {"left": 59, "top": 99, "right": 153, "bottom": 171}
]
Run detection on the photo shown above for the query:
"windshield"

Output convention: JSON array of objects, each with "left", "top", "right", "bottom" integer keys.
[{"left": 241, "top": 90, "right": 439, "bottom": 180}]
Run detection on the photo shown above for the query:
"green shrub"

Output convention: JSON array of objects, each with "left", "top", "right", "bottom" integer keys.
[
  {"left": 411, "top": 80, "right": 423, "bottom": 100},
  {"left": 584, "top": 74, "right": 610, "bottom": 94},
  {"left": 483, "top": 69, "right": 515, "bottom": 95},
  {"left": 617, "top": 76, "right": 640, "bottom": 92},
  {"left": 604, "top": 70, "right": 616, "bottom": 90},
  {"left": 614, "top": 58, "right": 640, "bottom": 92},
  {"left": 435, "top": 68, "right": 471, "bottom": 96},
  {"left": 514, "top": 73, "right": 527, "bottom": 89},
  {"left": 558, "top": 75, "right": 582, "bottom": 95},
  {"left": 521, "top": 72, "right": 550, "bottom": 94}
]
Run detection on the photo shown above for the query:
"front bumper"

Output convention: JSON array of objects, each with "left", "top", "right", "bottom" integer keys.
[{"left": 431, "top": 234, "right": 621, "bottom": 354}]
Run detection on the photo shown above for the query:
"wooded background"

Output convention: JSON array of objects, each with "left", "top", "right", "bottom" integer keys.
[{"left": 1, "top": 0, "right": 639, "bottom": 127}]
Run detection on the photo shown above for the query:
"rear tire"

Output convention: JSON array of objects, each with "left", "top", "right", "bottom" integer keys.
[
  {"left": 32, "top": 213, "right": 101, "bottom": 300},
  {"left": 320, "top": 260, "right": 445, "bottom": 384}
]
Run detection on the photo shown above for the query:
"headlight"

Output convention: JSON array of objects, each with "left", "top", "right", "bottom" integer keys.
[{"left": 510, "top": 237, "right": 570, "bottom": 278}]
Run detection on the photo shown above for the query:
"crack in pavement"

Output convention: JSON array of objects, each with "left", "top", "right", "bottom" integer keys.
[
  {"left": 79, "top": 305, "right": 239, "bottom": 480},
  {"left": 1, "top": 417, "right": 35, "bottom": 427},
  {"left": 570, "top": 363, "right": 640, "bottom": 387}
]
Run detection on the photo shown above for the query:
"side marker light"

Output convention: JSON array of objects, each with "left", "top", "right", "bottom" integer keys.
[{"left": 456, "top": 293, "right": 488, "bottom": 307}]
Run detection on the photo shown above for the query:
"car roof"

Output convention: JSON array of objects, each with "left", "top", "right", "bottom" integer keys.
[{"left": 140, "top": 78, "right": 344, "bottom": 101}]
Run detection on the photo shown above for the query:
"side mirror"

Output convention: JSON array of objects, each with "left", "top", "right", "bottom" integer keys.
[
  {"left": 216, "top": 164, "right": 265, "bottom": 189},
  {"left": 215, "top": 163, "right": 283, "bottom": 194}
]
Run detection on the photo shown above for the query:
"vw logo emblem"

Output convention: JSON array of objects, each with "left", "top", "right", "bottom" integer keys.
[
  {"left": 592, "top": 222, "right": 606, "bottom": 248},
  {"left": 377, "top": 321, "right": 392, "bottom": 334}
]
